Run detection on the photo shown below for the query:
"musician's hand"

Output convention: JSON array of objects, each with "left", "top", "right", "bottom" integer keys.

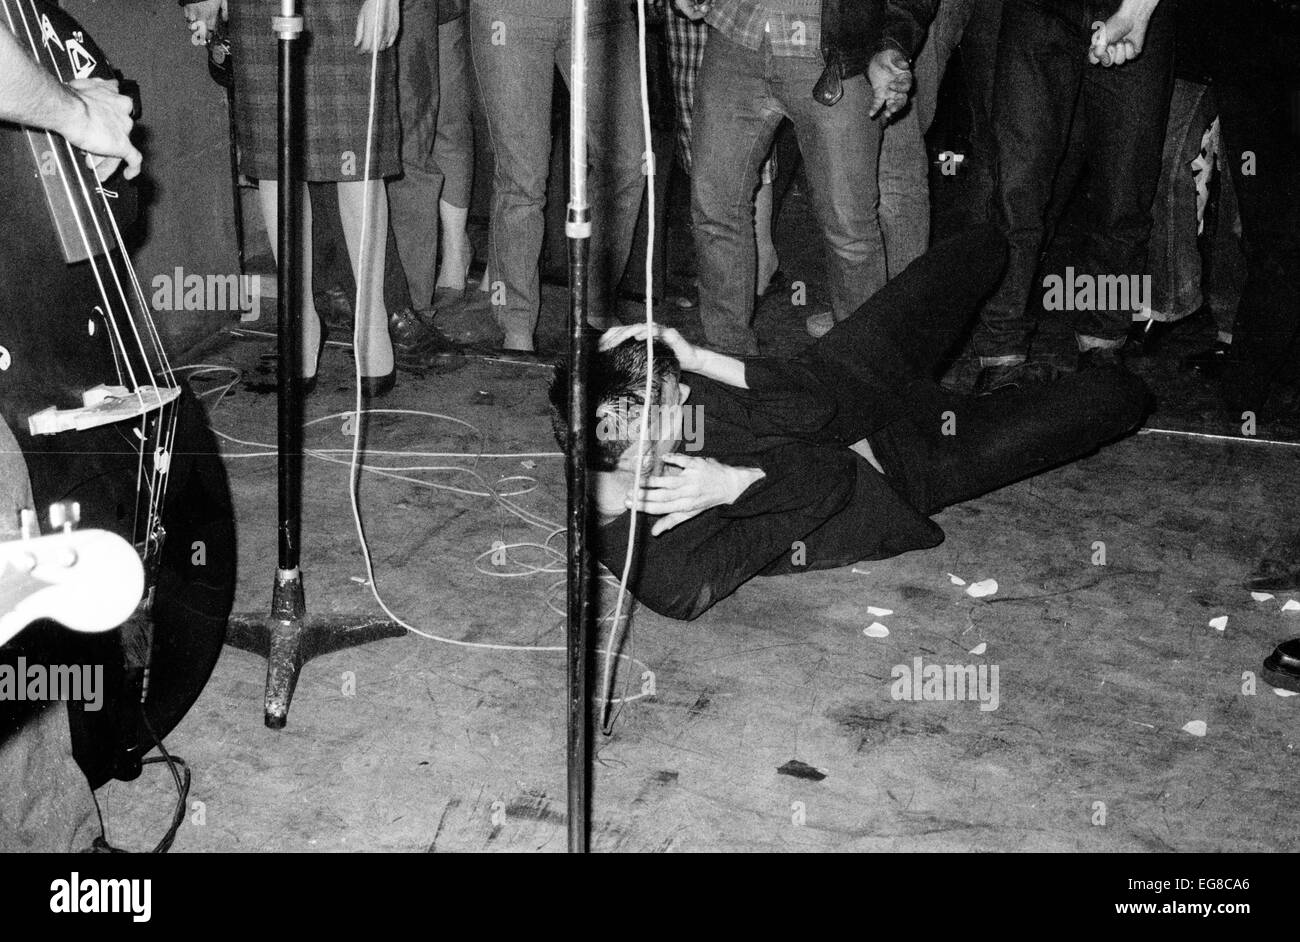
[
  {"left": 868, "top": 48, "right": 913, "bottom": 120},
  {"left": 183, "top": 0, "right": 225, "bottom": 46},
  {"left": 673, "top": 0, "right": 710, "bottom": 21},
  {"left": 61, "top": 78, "right": 141, "bottom": 181},
  {"left": 626, "top": 454, "right": 763, "bottom": 536},
  {"left": 355, "top": 0, "right": 400, "bottom": 53},
  {"left": 599, "top": 322, "right": 705, "bottom": 373}
]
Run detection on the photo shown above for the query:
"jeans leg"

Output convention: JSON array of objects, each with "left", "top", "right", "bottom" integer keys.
[
  {"left": 1074, "top": 0, "right": 1174, "bottom": 346},
  {"left": 389, "top": 0, "right": 442, "bottom": 309},
  {"left": 1216, "top": 81, "right": 1300, "bottom": 403},
  {"left": 876, "top": 0, "right": 971, "bottom": 276},
  {"left": 558, "top": 17, "right": 647, "bottom": 320},
  {"left": 468, "top": 6, "right": 561, "bottom": 347},
  {"left": 973, "top": 0, "right": 1083, "bottom": 364},
  {"left": 691, "top": 33, "right": 782, "bottom": 354},
  {"left": 1147, "top": 79, "right": 1213, "bottom": 322},
  {"left": 433, "top": 14, "right": 475, "bottom": 209},
  {"left": 783, "top": 67, "right": 887, "bottom": 322},
  {"left": 879, "top": 107, "right": 930, "bottom": 278},
  {"left": 1206, "top": 128, "right": 1247, "bottom": 340}
]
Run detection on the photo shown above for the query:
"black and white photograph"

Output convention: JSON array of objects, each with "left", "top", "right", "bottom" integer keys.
[{"left": 0, "top": 0, "right": 1297, "bottom": 907}]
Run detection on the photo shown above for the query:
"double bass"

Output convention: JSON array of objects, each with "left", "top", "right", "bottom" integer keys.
[{"left": 0, "top": 0, "right": 235, "bottom": 787}]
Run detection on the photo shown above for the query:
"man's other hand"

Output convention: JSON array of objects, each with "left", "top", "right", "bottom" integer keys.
[
  {"left": 627, "top": 454, "right": 764, "bottom": 536},
  {"left": 868, "top": 48, "right": 913, "bottom": 120},
  {"left": 61, "top": 78, "right": 141, "bottom": 181}
]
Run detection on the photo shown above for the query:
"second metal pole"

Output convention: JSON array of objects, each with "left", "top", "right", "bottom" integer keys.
[{"left": 565, "top": 0, "right": 593, "bottom": 855}]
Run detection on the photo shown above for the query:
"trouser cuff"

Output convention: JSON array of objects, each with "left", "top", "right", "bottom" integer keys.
[
  {"left": 977, "top": 354, "right": 1026, "bottom": 368},
  {"left": 1076, "top": 334, "right": 1125, "bottom": 352}
]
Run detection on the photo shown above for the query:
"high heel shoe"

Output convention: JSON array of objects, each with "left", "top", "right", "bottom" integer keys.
[
  {"left": 301, "top": 323, "right": 328, "bottom": 396},
  {"left": 359, "top": 367, "right": 396, "bottom": 398}
]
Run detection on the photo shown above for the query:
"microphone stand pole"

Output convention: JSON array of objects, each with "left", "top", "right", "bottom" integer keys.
[
  {"left": 565, "top": 0, "right": 594, "bottom": 853},
  {"left": 226, "top": 0, "right": 404, "bottom": 728}
]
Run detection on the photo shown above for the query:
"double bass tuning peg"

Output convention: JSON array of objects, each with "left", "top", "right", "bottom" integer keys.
[{"left": 48, "top": 500, "right": 81, "bottom": 534}]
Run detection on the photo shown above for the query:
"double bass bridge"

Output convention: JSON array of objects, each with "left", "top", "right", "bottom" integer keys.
[{"left": 27, "top": 383, "right": 181, "bottom": 436}]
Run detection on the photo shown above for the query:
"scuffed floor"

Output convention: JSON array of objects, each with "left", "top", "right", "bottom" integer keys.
[{"left": 97, "top": 175, "right": 1300, "bottom": 852}]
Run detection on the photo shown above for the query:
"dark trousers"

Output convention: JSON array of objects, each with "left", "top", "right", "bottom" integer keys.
[
  {"left": 803, "top": 225, "right": 1151, "bottom": 515},
  {"left": 974, "top": 0, "right": 1174, "bottom": 360},
  {"left": 954, "top": 0, "right": 1004, "bottom": 227},
  {"left": 1215, "top": 80, "right": 1300, "bottom": 411}
]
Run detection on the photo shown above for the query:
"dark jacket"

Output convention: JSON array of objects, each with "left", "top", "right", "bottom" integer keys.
[
  {"left": 594, "top": 360, "right": 944, "bottom": 622},
  {"left": 1176, "top": 0, "right": 1300, "bottom": 86},
  {"left": 816, "top": 0, "right": 938, "bottom": 104}
]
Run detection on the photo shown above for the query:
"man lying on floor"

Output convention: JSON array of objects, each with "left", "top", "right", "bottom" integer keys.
[{"left": 549, "top": 226, "right": 1152, "bottom": 621}]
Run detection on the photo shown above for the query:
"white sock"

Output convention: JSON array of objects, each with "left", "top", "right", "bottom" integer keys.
[{"left": 436, "top": 200, "right": 472, "bottom": 290}]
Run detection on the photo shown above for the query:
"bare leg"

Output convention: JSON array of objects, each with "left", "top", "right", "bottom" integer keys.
[
  {"left": 436, "top": 198, "right": 473, "bottom": 291},
  {"left": 336, "top": 179, "right": 395, "bottom": 378},
  {"left": 755, "top": 177, "right": 779, "bottom": 294},
  {"left": 257, "top": 180, "right": 320, "bottom": 377}
]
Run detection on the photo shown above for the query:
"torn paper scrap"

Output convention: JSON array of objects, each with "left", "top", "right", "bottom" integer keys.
[
  {"left": 948, "top": 573, "right": 966, "bottom": 586},
  {"left": 966, "top": 579, "right": 998, "bottom": 598},
  {"left": 1251, "top": 592, "right": 1275, "bottom": 602},
  {"left": 1208, "top": 615, "right": 1228, "bottom": 631},
  {"left": 866, "top": 606, "right": 893, "bottom": 617},
  {"left": 1182, "top": 720, "right": 1207, "bottom": 737},
  {"left": 1283, "top": 599, "right": 1300, "bottom": 612},
  {"left": 862, "top": 622, "right": 890, "bottom": 638},
  {"left": 969, "top": 642, "right": 987, "bottom": 655}
]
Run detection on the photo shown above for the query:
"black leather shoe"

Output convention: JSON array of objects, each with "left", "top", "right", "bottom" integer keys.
[
  {"left": 1126, "top": 319, "right": 1174, "bottom": 356},
  {"left": 973, "top": 360, "right": 1061, "bottom": 396},
  {"left": 1262, "top": 637, "right": 1300, "bottom": 693},
  {"left": 1077, "top": 347, "right": 1127, "bottom": 372},
  {"left": 315, "top": 286, "right": 354, "bottom": 331},
  {"left": 301, "top": 323, "right": 329, "bottom": 396},
  {"left": 388, "top": 306, "right": 441, "bottom": 357},
  {"left": 1180, "top": 341, "right": 1233, "bottom": 379},
  {"left": 360, "top": 367, "right": 396, "bottom": 398}
]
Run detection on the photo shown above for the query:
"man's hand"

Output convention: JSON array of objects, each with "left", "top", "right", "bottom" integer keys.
[
  {"left": 867, "top": 47, "right": 913, "bottom": 120},
  {"left": 183, "top": 0, "right": 225, "bottom": 46},
  {"left": 355, "top": 0, "right": 400, "bottom": 53},
  {"left": 59, "top": 78, "right": 141, "bottom": 181},
  {"left": 626, "top": 454, "right": 763, "bottom": 536},
  {"left": 1089, "top": 0, "right": 1162, "bottom": 67},
  {"left": 673, "top": 0, "right": 710, "bottom": 21},
  {"left": 599, "top": 322, "right": 705, "bottom": 373}
]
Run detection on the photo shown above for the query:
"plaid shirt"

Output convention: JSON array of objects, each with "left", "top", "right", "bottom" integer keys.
[{"left": 704, "top": 0, "right": 824, "bottom": 57}]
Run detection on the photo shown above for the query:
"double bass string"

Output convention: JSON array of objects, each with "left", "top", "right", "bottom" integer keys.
[
  {"left": 10, "top": 0, "right": 157, "bottom": 547},
  {"left": 5, "top": 0, "right": 179, "bottom": 553}
]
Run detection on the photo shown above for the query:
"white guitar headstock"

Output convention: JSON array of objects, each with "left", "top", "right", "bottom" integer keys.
[{"left": 0, "top": 505, "right": 143, "bottom": 648}]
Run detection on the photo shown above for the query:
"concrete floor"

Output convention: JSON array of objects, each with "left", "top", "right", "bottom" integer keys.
[{"left": 98, "top": 179, "right": 1300, "bottom": 853}]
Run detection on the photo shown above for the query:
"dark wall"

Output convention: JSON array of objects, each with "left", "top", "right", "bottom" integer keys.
[{"left": 63, "top": 0, "right": 240, "bottom": 358}]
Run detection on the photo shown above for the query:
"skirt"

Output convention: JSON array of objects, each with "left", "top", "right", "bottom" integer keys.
[{"left": 229, "top": 0, "right": 401, "bottom": 181}]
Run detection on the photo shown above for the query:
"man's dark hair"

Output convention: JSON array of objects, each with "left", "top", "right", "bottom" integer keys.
[{"left": 549, "top": 339, "right": 681, "bottom": 470}]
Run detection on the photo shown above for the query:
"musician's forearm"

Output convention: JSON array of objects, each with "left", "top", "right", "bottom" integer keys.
[{"left": 0, "top": 26, "right": 79, "bottom": 134}]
